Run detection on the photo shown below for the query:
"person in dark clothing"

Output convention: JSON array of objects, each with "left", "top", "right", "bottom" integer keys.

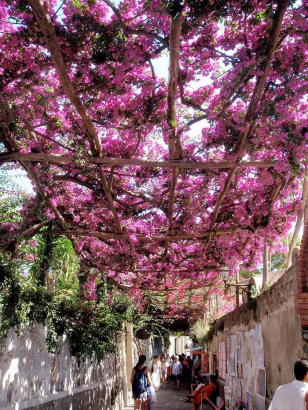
[
  {"left": 131, "top": 355, "right": 153, "bottom": 410},
  {"left": 187, "top": 355, "right": 194, "bottom": 370},
  {"left": 182, "top": 355, "right": 191, "bottom": 388},
  {"left": 192, "top": 375, "right": 218, "bottom": 410},
  {"left": 186, "top": 372, "right": 202, "bottom": 403}
]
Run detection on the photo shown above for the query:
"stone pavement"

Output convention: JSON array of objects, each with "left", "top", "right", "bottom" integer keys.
[
  {"left": 124, "top": 383, "right": 192, "bottom": 409},
  {"left": 152, "top": 384, "right": 192, "bottom": 409}
]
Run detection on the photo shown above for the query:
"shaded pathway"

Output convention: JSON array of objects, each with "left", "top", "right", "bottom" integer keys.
[
  {"left": 152, "top": 384, "right": 192, "bottom": 409},
  {"left": 124, "top": 384, "right": 192, "bottom": 409}
]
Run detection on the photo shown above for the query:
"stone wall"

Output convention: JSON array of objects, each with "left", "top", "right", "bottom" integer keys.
[
  {"left": 296, "top": 222, "right": 308, "bottom": 356},
  {"left": 208, "top": 248, "right": 302, "bottom": 403},
  {"left": 0, "top": 322, "right": 124, "bottom": 410}
]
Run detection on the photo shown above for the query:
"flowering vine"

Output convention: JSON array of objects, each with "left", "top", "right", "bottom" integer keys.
[{"left": 0, "top": 0, "right": 307, "bottom": 319}]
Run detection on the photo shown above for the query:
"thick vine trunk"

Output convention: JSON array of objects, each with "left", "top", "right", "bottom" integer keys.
[
  {"left": 262, "top": 244, "right": 269, "bottom": 289},
  {"left": 40, "top": 223, "right": 53, "bottom": 288}
]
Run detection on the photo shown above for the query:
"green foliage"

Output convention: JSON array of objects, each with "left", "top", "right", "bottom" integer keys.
[
  {"left": 111, "top": 383, "right": 120, "bottom": 406},
  {"left": 270, "top": 251, "right": 286, "bottom": 271},
  {"left": 191, "top": 319, "right": 215, "bottom": 347},
  {"left": 129, "top": 309, "right": 170, "bottom": 341},
  {"left": 249, "top": 285, "right": 261, "bottom": 300},
  {"left": 0, "top": 171, "right": 171, "bottom": 358},
  {"left": 0, "top": 273, "right": 125, "bottom": 358},
  {"left": 0, "top": 269, "right": 170, "bottom": 359},
  {"left": 0, "top": 166, "right": 28, "bottom": 230},
  {"left": 27, "top": 233, "right": 80, "bottom": 293},
  {"left": 163, "top": 334, "right": 171, "bottom": 351}
]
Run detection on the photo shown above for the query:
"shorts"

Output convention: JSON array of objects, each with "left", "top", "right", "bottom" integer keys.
[
  {"left": 162, "top": 370, "right": 167, "bottom": 377},
  {"left": 132, "top": 391, "right": 148, "bottom": 402},
  {"left": 172, "top": 374, "right": 180, "bottom": 382}
]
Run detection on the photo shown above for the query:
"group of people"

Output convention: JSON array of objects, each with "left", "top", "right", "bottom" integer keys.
[
  {"left": 131, "top": 354, "right": 308, "bottom": 410},
  {"left": 149, "top": 353, "right": 202, "bottom": 392},
  {"left": 130, "top": 352, "right": 212, "bottom": 410}
]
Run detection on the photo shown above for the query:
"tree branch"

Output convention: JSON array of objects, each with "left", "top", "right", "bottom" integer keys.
[
  {"left": 102, "top": 0, "right": 168, "bottom": 46},
  {"left": 28, "top": 0, "right": 122, "bottom": 232},
  {"left": 209, "top": 0, "right": 290, "bottom": 231}
]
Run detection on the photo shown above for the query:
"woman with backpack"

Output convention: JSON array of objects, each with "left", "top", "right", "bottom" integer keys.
[{"left": 130, "top": 354, "right": 153, "bottom": 410}]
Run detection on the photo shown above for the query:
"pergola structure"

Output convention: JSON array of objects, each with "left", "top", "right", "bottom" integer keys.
[{"left": 0, "top": 0, "right": 307, "bottom": 320}]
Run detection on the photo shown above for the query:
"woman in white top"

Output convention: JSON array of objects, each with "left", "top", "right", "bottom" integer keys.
[{"left": 151, "top": 355, "right": 162, "bottom": 391}]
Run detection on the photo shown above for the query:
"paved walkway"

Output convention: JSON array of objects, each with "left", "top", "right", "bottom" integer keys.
[
  {"left": 152, "top": 384, "right": 192, "bottom": 409},
  {"left": 124, "top": 383, "right": 192, "bottom": 409}
]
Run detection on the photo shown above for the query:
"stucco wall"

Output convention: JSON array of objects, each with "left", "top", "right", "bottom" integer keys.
[
  {"left": 0, "top": 322, "right": 124, "bottom": 410},
  {"left": 208, "top": 248, "right": 302, "bottom": 403}
]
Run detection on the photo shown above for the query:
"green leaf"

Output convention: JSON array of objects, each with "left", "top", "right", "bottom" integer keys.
[{"left": 73, "top": 0, "right": 83, "bottom": 10}]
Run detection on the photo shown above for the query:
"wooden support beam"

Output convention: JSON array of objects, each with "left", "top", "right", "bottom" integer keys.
[
  {"left": 0, "top": 120, "right": 68, "bottom": 229},
  {"left": 165, "top": 7, "right": 185, "bottom": 238},
  {"left": 28, "top": 0, "right": 102, "bottom": 155},
  {"left": 166, "top": 7, "right": 184, "bottom": 234},
  {"left": 287, "top": 155, "right": 308, "bottom": 269},
  {"left": 28, "top": 0, "right": 122, "bottom": 232},
  {"left": 21, "top": 220, "right": 52, "bottom": 237},
  {"left": 0, "top": 152, "right": 276, "bottom": 170},
  {"left": 262, "top": 243, "right": 269, "bottom": 289},
  {"left": 168, "top": 168, "right": 179, "bottom": 234},
  {"left": 236, "top": 269, "right": 240, "bottom": 306},
  {"left": 208, "top": 0, "right": 290, "bottom": 232},
  {"left": 51, "top": 228, "right": 237, "bottom": 241},
  {"left": 130, "top": 268, "right": 217, "bottom": 273}
]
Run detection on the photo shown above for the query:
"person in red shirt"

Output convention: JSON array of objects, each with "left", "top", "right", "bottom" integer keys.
[{"left": 192, "top": 375, "right": 217, "bottom": 410}]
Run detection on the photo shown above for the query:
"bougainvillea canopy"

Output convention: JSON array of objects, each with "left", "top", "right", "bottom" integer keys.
[{"left": 0, "top": 0, "right": 307, "bottom": 319}]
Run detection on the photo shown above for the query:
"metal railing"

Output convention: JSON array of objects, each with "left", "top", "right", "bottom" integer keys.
[{"left": 200, "top": 396, "right": 224, "bottom": 410}]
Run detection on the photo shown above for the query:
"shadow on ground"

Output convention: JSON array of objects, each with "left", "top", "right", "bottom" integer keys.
[{"left": 124, "top": 383, "right": 192, "bottom": 409}]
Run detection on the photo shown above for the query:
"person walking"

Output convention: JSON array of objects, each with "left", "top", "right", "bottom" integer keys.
[
  {"left": 130, "top": 354, "right": 153, "bottom": 410},
  {"left": 167, "top": 355, "right": 173, "bottom": 383},
  {"left": 151, "top": 355, "right": 162, "bottom": 391},
  {"left": 182, "top": 355, "right": 191, "bottom": 389},
  {"left": 269, "top": 359, "right": 308, "bottom": 410},
  {"left": 162, "top": 356, "right": 169, "bottom": 387},
  {"left": 172, "top": 355, "right": 183, "bottom": 391}
]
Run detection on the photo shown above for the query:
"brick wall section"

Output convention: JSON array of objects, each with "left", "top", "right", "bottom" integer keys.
[{"left": 297, "top": 223, "right": 308, "bottom": 326}]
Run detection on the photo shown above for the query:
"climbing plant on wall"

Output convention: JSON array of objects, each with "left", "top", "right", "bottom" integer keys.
[{"left": 0, "top": 267, "right": 173, "bottom": 358}]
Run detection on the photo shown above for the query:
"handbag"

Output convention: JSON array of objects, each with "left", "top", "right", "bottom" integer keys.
[{"left": 150, "top": 385, "right": 157, "bottom": 403}]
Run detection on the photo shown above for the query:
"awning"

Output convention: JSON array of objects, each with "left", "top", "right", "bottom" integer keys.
[{"left": 190, "top": 346, "right": 203, "bottom": 354}]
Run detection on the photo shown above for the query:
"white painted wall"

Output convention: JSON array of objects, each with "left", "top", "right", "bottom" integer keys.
[
  {"left": 0, "top": 322, "right": 124, "bottom": 410},
  {"left": 168, "top": 336, "right": 192, "bottom": 356}
]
